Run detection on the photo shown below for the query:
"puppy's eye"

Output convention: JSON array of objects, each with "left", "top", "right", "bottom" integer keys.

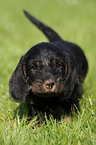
[
  {"left": 31, "top": 61, "right": 41, "bottom": 70},
  {"left": 52, "top": 59, "right": 62, "bottom": 69},
  {"left": 56, "top": 62, "right": 62, "bottom": 69},
  {"left": 31, "top": 64, "right": 37, "bottom": 70}
]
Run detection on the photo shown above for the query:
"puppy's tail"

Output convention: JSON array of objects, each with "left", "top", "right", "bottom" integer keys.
[{"left": 24, "top": 10, "right": 61, "bottom": 42}]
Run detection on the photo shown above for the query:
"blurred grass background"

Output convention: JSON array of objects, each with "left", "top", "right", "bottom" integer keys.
[{"left": 0, "top": 0, "right": 96, "bottom": 144}]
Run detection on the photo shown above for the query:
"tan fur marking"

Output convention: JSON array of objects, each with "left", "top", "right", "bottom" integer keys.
[
  {"left": 65, "top": 64, "right": 68, "bottom": 74},
  {"left": 36, "top": 61, "right": 40, "bottom": 66},
  {"left": 23, "top": 65, "right": 26, "bottom": 77},
  {"left": 52, "top": 59, "right": 56, "bottom": 64}
]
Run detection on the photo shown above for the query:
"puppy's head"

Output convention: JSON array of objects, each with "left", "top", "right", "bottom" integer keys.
[{"left": 9, "top": 42, "right": 77, "bottom": 101}]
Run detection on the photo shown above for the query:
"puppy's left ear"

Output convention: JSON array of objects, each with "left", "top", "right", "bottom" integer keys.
[{"left": 9, "top": 56, "right": 29, "bottom": 102}]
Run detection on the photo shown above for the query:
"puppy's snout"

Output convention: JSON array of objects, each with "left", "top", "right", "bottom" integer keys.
[
  {"left": 45, "top": 82, "right": 55, "bottom": 90},
  {"left": 44, "top": 79, "right": 55, "bottom": 90}
]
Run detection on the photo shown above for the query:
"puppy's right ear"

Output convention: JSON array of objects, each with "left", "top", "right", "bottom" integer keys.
[{"left": 9, "top": 56, "right": 29, "bottom": 102}]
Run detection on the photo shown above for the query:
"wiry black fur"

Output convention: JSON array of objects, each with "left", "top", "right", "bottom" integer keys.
[{"left": 9, "top": 10, "right": 88, "bottom": 120}]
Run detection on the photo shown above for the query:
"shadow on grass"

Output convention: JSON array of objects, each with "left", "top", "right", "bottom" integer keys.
[{"left": 13, "top": 102, "right": 29, "bottom": 120}]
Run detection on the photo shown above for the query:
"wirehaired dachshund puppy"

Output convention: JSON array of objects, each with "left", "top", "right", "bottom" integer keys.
[{"left": 9, "top": 10, "right": 88, "bottom": 120}]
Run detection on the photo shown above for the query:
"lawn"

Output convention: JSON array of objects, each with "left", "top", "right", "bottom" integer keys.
[{"left": 0, "top": 0, "right": 96, "bottom": 144}]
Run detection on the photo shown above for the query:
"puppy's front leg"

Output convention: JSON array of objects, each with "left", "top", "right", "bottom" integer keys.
[{"left": 28, "top": 105, "right": 37, "bottom": 118}]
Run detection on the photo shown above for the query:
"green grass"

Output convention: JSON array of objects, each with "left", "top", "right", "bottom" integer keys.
[{"left": 0, "top": 0, "right": 96, "bottom": 144}]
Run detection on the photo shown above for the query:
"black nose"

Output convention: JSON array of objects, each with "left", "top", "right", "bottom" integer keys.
[{"left": 44, "top": 80, "right": 55, "bottom": 90}]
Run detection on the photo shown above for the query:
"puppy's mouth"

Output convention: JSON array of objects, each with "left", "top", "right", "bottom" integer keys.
[{"left": 29, "top": 78, "right": 64, "bottom": 97}]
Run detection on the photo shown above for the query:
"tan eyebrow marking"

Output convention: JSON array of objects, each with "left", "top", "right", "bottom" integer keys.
[
  {"left": 36, "top": 61, "right": 40, "bottom": 66},
  {"left": 52, "top": 59, "right": 56, "bottom": 64}
]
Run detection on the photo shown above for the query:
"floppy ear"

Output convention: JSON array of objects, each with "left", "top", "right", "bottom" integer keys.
[{"left": 9, "top": 56, "right": 29, "bottom": 102}]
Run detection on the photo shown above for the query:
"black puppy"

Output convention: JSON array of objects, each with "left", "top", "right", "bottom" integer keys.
[{"left": 9, "top": 10, "right": 88, "bottom": 120}]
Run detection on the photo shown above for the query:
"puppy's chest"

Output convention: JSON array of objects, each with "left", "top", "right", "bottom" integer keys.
[
  {"left": 30, "top": 99, "right": 65, "bottom": 119},
  {"left": 43, "top": 105, "right": 64, "bottom": 118}
]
